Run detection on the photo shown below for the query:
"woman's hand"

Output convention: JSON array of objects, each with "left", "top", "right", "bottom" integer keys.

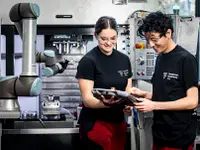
[
  {"left": 101, "top": 95, "right": 121, "bottom": 106},
  {"left": 123, "top": 105, "right": 133, "bottom": 116}
]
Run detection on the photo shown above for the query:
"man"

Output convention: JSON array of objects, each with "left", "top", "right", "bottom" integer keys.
[{"left": 132, "top": 11, "right": 198, "bottom": 150}]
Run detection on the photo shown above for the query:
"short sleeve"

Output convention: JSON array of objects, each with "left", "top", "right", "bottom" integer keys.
[
  {"left": 151, "top": 55, "right": 161, "bottom": 83},
  {"left": 75, "top": 56, "right": 95, "bottom": 80},
  {"left": 127, "top": 58, "right": 133, "bottom": 78},
  {"left": 183, "top": 55, "right": 198, "bottom": 90}
]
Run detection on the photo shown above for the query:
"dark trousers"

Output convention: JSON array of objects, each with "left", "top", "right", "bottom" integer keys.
[
  {"left": 152, "top": 142, "right": 194, "bottom": 150},
  {"left": 80, "top": 120, "right": 127, "bottom": 150}
]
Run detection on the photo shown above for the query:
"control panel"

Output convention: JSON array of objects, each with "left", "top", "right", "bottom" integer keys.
[
  {"left": 128, "top": 11, "right": 157, "bottom": 80},
  {"left": 117, "top": 25, "right": 130, "bottom": 55},
  {"left": 134, "top": 48, "right": 157, "bottom": 80}
]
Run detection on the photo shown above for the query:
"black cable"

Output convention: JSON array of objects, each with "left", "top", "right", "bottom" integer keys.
[{"left": 38, "top": 118, "right": 47, "bottom": 128}]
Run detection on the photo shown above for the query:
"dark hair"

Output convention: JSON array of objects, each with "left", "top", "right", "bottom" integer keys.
[
  {"left": 95, "top": 16, "right": 118, "bottom": 35},
  {"left": 137, "top": 11, "right": 174, "bottom": 38}
]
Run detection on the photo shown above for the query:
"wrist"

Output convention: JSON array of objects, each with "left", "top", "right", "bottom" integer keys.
[
  {"left": 99, "top": 101, "right": 110, "bottom": 108},
  {"left": 152, "top": 101, "right": 157, "bottom": 110},
  {"left": 142, "top": 91, "right": 147, "bottom": 98}
]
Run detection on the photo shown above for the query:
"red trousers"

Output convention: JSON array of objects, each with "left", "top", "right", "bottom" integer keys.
[
  {"left": 152, "top": 142, "right": 194, "bottom": 150},
  {"left": 86, "top": 120, "right": 127, "bottom": 150}
]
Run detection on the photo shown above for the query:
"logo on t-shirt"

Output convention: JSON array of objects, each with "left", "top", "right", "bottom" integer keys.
[
  {"left": 163, "top": 72, "right": 179, "bottom": 80},
  {"left": 118, "top": 69, "right": 129, "bottom": 77},
  {"left": 193, "top": 108, "right": 197, "bottom": 116}
]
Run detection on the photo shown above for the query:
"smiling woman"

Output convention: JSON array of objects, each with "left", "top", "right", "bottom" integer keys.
[
  {"left": 94, "top": 16, "right": 118, "bottom": 55},
  {"left": 75, "top": 16, "right": 133, "bottom": 150}
]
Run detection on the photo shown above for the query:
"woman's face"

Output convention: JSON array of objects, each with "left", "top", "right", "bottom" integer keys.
[{"left": 96, "top": 28, "right": 117, "bottom": 55}]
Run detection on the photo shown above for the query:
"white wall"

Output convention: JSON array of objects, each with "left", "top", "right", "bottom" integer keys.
[{"left": 0, "top": 0, "right": 158, "bottom": 24}]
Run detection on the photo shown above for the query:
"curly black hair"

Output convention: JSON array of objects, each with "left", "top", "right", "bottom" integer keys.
[{"left": 137, "top": 11, "right": 174, "bottom": 38}]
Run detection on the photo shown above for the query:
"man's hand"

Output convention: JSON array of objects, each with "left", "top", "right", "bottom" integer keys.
[
  {"left": 128, "top": 87, "right": 146, "bottom": 97},
  {"left": 134, "top": 98, "right": 155, "bottom": 112},
  {"left": 123, "top": 105, "right": 133, "bottom": 116}
]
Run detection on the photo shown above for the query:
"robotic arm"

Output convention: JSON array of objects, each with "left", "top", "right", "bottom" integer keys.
[
  {"left": 0, "top": 3, "right": 41, "bottom": 119},
  {"left": 10, "top": 3, "right": 69, "bottom": 77},
  {"left": 0, "top": 3, "right": 68, "bottom": 119},
  {"left": 36, "top": 50, "right": 69, "bottom": 77}
]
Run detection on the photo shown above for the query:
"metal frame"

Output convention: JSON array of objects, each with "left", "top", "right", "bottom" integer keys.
[
  {"left": 195, "top": 0, "right": 200, "bottom": 17},
  {"left": 1, "top": 25, "right": 15, "bottom": 76}
]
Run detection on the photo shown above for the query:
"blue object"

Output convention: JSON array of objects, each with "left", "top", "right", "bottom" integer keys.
[
  {"left": 187, "top": 0, "right": 190, "bottom": 16},
  {"left": 44, "top": 50, "right": 55, "bottom": 57},
  {"left": 43, "top": 67, "right": 54, "bottom": 77},
  {"left": 133, "top": 109, "right": 139, "bottom": 126},
  {"left": 30, "top": 77, "right": 42, "bottom": 96},
  {"left": 30, "top": 3, "right": 40, "bottom": 17},
  {"left": 0, "top": 76, "right": 16, "bottom": 82}
]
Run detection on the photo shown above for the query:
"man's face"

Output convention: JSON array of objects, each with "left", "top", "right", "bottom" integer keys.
[{"left": 145, "top": 30, "right": 171, "bottom": 53}]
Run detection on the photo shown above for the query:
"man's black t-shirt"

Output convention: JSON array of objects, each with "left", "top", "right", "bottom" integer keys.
[
  {"left": 151, "top": 45, "right": 198, "bottom": 148},
  {"left": 76, "top": 46, "right": 132, "bottom": 126}
]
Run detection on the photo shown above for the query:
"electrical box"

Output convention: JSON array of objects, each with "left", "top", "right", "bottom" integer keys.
[{"left": 128, "top": 11, "right": 157, "bottom": 80}]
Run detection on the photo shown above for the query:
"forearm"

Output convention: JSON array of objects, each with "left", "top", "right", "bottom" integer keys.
[
  {"left": 127, "top": 86, "right": 152, "bottom": 100},
  {"left": 143, "top": 91, "right": 152, "bottom": 100},
  {"left": 83, "top": 96, "right": 108, "bottom": 109},
  {"left": 153, "top": 97, "right": 198, "bottom": 110},
  {"left": 78, "top": 79, "right": 108, "bottom": 109}
]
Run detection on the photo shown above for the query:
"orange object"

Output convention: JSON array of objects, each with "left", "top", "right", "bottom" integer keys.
[
  {"left": 111, "top": 87, "right": 116, "bottom": 91},
  {"left": 141, "top": 13, "right": 146, "bottom": 17},
  {"left": 135, "top": 42, "right": 144, "bottom": 49}
]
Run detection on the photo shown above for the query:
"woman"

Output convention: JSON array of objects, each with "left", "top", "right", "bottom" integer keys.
[{"left": 76, "top": 16, "right": 133, "bottom": 150}]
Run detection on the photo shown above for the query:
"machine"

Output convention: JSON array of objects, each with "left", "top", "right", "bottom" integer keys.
[
  {"left": 0, "top": 3, "right": 69, "bottom": 119},
  {"left": 48, "top": 34, "right": 87, "bottom": 55},
  {"left": 128, "top": 10, "right": 157, "bottom": 80},
  {"left": 41, "top": 95, "right": 61, "bottom": 119}
]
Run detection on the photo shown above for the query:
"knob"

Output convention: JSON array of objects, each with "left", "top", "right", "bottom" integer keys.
[
  {"left": 136, "top": 56, "right": 145, "bottom": 65},
  {"left": 141, "top": 72, "right": 145, "bottom": 76}
]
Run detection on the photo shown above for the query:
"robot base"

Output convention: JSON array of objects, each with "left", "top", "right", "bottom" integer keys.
[{"left": 0, "top": 99, "right": 20, "bottom": 119}]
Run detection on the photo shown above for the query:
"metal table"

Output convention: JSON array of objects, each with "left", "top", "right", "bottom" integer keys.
[{"left": 1, "top": 127, "right": 131, "bottom": 150}]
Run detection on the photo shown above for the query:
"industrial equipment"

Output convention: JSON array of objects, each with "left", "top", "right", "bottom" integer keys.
[
  {"left": 46, "top": 34, "right": 90, "bottom": 55},
  {"left": 128, "top": 10, "right": 157, "bottom": 80},
  {"left": 41, "top": 95, "right": 61, "bottom": 119},
  {"left": 0, "top": 4, "right": 70, "bottom": 150},
  {"left": 41, "top": 34, "right": 91, "bottom": 118},
  {"left": 0, "top": 3, "right": 69, "bottom": 119}
]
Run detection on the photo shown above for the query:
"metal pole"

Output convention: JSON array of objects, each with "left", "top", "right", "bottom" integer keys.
[
  {"left": 21, "top": 19, "right": 37, "bottom": 76},
  {"left": 173, "top": 5, "right": 180, "bottom": 43},
  {"left": 38, "top": 64, "right": 43, "bottom": 119},
  {"left": 130, "top": 112, "right": 137, "bottom": 150},
  {"left": 195, "top": 0, "right": 200, "bottom": 17},
  {"left": 0, "top": 121, "right": 2, "bottom": 150},
  {"left": 0, "top": 18, "right": 2, "bottom": 150},
  {"left": 0, "top": 18, "right": 1, "bottom": 77}
]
